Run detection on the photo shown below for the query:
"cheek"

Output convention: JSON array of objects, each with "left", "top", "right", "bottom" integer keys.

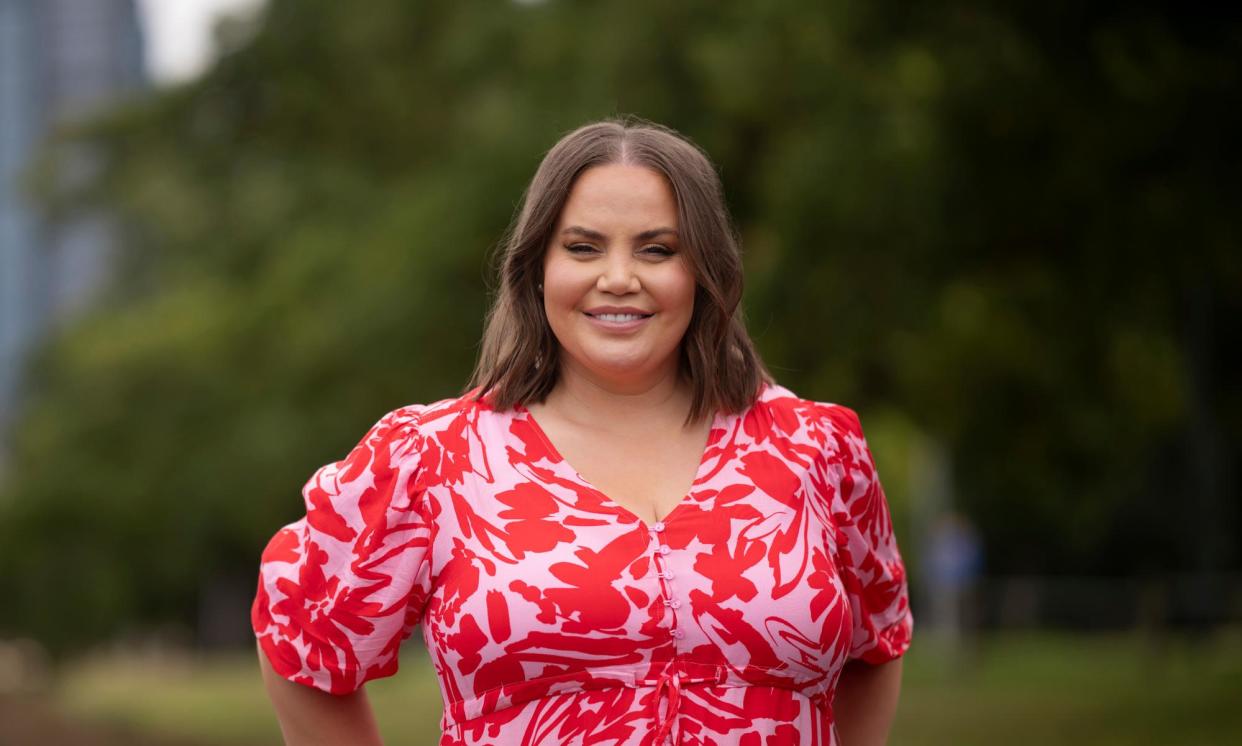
[
  {"left": 542, "top": 263, "right": 585, "bottom": 309},
  {"left": 657, "top": 269, "right": 698, "bottom": 317}
]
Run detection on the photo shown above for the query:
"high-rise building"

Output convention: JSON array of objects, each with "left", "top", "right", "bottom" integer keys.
[{"left": 0, "top": 0, "right": 145, "bottom": 466}]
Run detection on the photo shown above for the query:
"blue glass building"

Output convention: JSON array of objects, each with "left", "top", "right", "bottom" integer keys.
[{"left": 0, "top": 0, "right": 145, "bottom": 467}]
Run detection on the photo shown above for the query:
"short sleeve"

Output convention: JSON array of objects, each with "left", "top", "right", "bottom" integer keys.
[
  {"left": 251, "top": 405, "right": 434, "bottom": 694},
  {"left": 822, "top": 405, "right": 913, "bottom": 665}
]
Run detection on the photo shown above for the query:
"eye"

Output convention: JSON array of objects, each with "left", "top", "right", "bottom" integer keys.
[
  {"left": 565, "top": 243, "right": 598, "bottom": 255},
  {"left": 642, "top": 245, "right": 676, "bottom": 257}
]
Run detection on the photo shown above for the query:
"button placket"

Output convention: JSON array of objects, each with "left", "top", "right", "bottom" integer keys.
[{"left": 650, "top": 521, "right": 682, "bottom": 642}]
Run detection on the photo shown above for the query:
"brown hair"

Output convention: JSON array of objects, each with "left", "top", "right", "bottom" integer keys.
[{"left": 465, "top": 116, "right": 772, "bottom": 424}]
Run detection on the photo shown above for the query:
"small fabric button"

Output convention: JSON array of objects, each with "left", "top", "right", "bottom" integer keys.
[
  {"left": 652, "top": 521, "right": 666, "bottom": 533},
  {"left": 669, "top": 598, "right": 682, "bottom": 609},
  {"left": 671, "top": 629, "right": 685, "bottom": 639},
  {"left": 661, "top": 570, "right": 675, "bottom": 580},
  {"left": 658, "top": 545, "right": 671, "bottom": 556}
]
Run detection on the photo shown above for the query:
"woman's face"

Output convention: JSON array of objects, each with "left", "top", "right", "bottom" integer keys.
[{"left": 542, "top": 163, "right": 697, "bottom": 389}]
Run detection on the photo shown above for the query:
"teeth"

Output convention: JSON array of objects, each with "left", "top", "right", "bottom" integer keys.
[{"left": 593, "top": 313, "right": 648, "bottom": 322}]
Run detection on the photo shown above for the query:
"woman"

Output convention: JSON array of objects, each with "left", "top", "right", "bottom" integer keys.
[{"left": 254, "top": 118, "right": 912, "bottom": 745}]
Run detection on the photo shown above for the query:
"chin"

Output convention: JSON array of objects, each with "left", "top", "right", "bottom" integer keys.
[
  {"left": 587, "top": 356, "right": 650, "bottom": 376},
  {"left": 602, "top": 352, "right": 689, "bottom": 381}
]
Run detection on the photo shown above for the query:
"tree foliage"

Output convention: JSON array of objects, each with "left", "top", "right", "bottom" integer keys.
[{"left": 2, "top": 0, "right": 1238, "bottom": 652}]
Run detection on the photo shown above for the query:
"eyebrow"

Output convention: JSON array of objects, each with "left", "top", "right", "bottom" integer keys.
[{"left": 561, "top": 226, "right": 679, "bottom": 242}]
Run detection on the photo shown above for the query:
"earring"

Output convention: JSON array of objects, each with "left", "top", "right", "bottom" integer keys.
[{"left": 537, "top": 283, "right": 543, "bottom": 293}]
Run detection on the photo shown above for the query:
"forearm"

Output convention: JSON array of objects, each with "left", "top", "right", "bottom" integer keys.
[
  {"left": 832, "top": 657, "right": 903, "bottom": 746},
  {"left": 257, "top": 641, "right": 385, "bottom": 746}
]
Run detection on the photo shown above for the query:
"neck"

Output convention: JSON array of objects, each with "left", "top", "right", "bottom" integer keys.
[{"left": 546, "top": 356, "right": 693, "bottom": 429}]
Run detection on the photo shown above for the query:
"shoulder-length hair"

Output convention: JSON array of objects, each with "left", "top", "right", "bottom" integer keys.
[{"left": 465, "top": 116, "right": 772, "bottom": 424}]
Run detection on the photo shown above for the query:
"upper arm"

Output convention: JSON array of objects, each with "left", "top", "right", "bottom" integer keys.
[
  {"left": 257, "top": 639, "right": 385, "bottom": 746},
  {"left": 252, "top": 405, "right": 434, "bottom": 695},
  {"left": 821, "top": 405, "right": 913, "bottom": 664}
]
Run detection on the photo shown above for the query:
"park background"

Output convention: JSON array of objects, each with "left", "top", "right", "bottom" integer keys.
[{"left": 1, "top": 0, "right": 1239, "bottom": 743}]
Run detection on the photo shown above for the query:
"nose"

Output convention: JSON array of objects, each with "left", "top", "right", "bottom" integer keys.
[
  {"left": 596, "top": 253, "right": 641, "bottom": 295},
  {"left": 598, "top": 253, "right": 645, "bottom": 294}
]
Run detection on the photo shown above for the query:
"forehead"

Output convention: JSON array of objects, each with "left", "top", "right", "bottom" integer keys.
[{"left": 557, "top": 164, "right": 678, "bottom": 228}]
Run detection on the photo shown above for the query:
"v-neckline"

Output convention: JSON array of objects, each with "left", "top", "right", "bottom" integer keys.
[{"left": 516, "top": 403, "right": 725, "bottom": 530}]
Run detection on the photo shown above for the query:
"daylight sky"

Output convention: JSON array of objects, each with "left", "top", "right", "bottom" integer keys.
[{"left": 136, "top": 0, "right": 266, "bottom": 84}]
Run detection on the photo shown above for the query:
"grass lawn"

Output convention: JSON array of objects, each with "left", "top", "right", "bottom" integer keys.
[
  {"left": 891, "top": 630, "right": 1242, "bottom": 745},
  {"left": 46, "top": 630, "right": 1242, "bottom": 745}
]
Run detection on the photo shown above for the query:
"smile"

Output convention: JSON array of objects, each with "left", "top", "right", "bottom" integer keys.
[
  {"left": 586, "top": 312, "right": 652, "bottom": 322},
  {"left": 582, "top": 311, "right": 654, "bottom": 331}
]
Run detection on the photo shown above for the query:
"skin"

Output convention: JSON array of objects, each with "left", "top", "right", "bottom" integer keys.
[
  {"left": 526, "top": 163, "right": 711, "bottom": 526},
  {"left": 257, "top": 641, "right": 384, "bottom": 746},
  {"left": 258, "top": 162, "right": 903, "bottom": 744},
  {"left": 834, "top": 658, "right": 904, "bottom": 745}
]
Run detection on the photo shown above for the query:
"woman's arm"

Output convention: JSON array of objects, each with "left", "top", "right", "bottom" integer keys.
[
  {"left": 832, "top": 657, "right": 903, "bottom": 746},
  {"left": 257, "top": 641, "right": 386, "bottom": 746}
]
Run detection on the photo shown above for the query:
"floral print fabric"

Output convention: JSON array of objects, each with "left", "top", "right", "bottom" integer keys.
[{"left": 252, "top": 382, "right": 912, "bottom": 745}]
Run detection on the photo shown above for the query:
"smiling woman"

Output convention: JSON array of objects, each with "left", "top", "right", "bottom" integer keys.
[
  {"left": 469, "top": 118, "right": 770, "bottom": 424},
  {"left": 252, "top": 117, "right": 912, "bottom": 746},
  {"left": 540, "top": 164, "right": 698, "bottom": 397}
]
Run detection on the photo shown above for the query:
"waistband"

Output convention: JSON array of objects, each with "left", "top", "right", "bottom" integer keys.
[{"left": 439, "top": 660, "right": 831, "bottom": 743}]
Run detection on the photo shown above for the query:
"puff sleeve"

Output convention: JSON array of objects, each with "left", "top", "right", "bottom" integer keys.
[
  {"left": 251, "top": 405, "right": 434, "bottom": 694},
  {"left": 823, "top": 405, "right": 913, "bottom": 665}
]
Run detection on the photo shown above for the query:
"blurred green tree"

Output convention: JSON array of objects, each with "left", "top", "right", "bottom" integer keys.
[{"left": 0, "top": 0, "right": 1237, "bottom": 652}]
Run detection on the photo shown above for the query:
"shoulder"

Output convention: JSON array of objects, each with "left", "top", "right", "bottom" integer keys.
[
  {"left": 377, "top": 388, "right": 493, "bottom": 431},
  {"left": 751, "top": 386, "right": 886, "bottom": 523},
  {"left": 364, "top": 388, "right": 509, "bottom": 487},
  {"left": 356, "top": 390, "right": 485, "bottom": 463},
  {"left": 745, "top": 381, "right": 867, "bottom": 450}
]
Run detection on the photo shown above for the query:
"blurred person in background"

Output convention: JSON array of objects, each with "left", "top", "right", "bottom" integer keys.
[
  {"left": 252, "top": 117, "right": 912, "bottom": 745},
  {"left": 925, "top": 511, "right": 983, "bottom": 664}
]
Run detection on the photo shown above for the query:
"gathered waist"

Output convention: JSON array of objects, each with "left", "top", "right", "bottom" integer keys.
[{"left": 438, "top": 659, "right": 833, "bottom": 741}]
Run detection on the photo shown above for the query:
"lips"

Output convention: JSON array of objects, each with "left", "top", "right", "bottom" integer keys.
[
  {"left": 579, "top": 304, "right": 656, "bottom": 334},
  {"left": 583, "top": 306, "right": 654, "bottom": 317},
  {"left": 584, "top": 311, "right": 654, "bottom": 321}
]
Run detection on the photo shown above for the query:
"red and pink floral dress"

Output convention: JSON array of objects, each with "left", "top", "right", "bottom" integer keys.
[{"left": 252, "top": 382, "right": 912, "bottom": 745}]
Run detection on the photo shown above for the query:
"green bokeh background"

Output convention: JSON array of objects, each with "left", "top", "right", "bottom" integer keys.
[{"left": 1, "top": 0, "right": 1238, "bottom": 742}]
